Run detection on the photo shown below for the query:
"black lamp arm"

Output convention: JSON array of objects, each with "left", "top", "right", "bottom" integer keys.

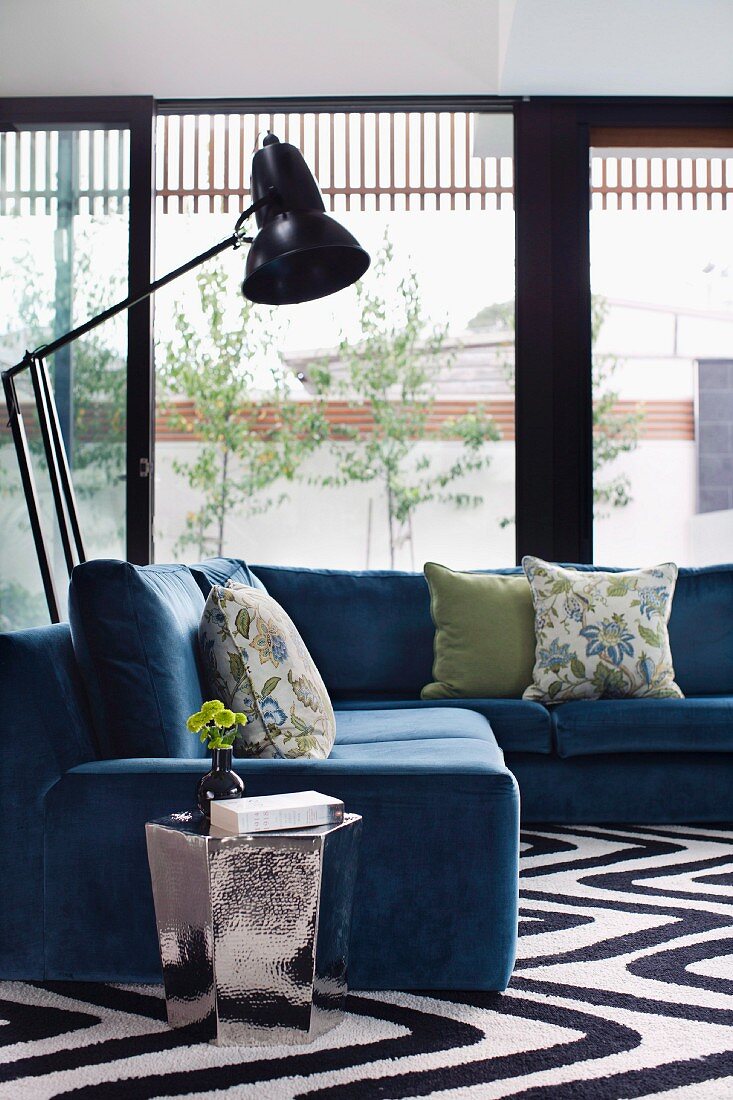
[{"left": 3, "top": 191, "right": 273, "bottom": 381}]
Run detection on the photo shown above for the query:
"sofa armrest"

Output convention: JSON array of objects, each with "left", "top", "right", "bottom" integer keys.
[{"left": 0, "top": 625, "right": 97, "bottom": 977}]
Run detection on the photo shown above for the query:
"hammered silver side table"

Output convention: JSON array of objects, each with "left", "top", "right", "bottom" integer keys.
[{"left": 145, "top": 810, "right": 362, "bottom": 1046}]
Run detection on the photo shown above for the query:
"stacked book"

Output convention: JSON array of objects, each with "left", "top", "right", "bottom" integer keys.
[{"left": 209, "top": 790, "right": 344, "bottom": 836}]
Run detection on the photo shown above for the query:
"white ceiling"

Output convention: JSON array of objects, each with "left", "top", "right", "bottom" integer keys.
[
  {"left": 0, "top": 0, "right": 499, "bottom": 98},
  {"left": 0, "top": 0, "right": 731, "bottom": 98}
]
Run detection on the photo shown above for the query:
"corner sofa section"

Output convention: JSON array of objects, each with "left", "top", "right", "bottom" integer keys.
[
  {"left": 3, "top": 554, "right": 732, "bottom": 986},
  {"left": 255, "top": 561, "right": 733, "bottom": 823},
  {"left": 0, "top": 557, "right": 519, "bottom": 988}
]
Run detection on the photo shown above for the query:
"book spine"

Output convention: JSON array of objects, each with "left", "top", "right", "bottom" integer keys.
[{"left": 236, "top": 802, "right": 344, "bottom": 834}]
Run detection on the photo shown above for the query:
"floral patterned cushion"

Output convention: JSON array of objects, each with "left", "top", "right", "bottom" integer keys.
[
  {"left": 522, "top": 556, "right": 684, "bottom": 703},
  {"left": 198, "top": 581, "right": 335, "bottom": 758}
]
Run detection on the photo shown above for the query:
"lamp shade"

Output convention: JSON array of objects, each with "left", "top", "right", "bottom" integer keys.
[{"left": 242, "top": 135, "right": 370, "bottom": 305}]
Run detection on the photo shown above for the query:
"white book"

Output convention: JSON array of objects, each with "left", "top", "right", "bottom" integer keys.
[{"left": 209, "top": 790, "right": 344, "bottom": 835}]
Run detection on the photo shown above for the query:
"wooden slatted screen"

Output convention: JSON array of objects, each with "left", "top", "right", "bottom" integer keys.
[
  {"left": 155, "top": 111, "right": 514, "bottom": 213},
  {"left": 590, "top": 153, "right": 732, "bottom": 210},
  {"left": 0, "top": 129, "right": 130, "bottom": 215},
  {"left": 154, "top": 111, "right": 732, "bottom": 214},
  {"left": 1, "top": 115, "right": 730, "bottom": 214}
]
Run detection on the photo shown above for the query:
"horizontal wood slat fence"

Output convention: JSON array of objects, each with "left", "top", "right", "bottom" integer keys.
[
  {"left": 154, "top": 398, "right": 694, "bottom": 444},
  {"left": 3, "top": 396, "right": 694, "bottom": 444}
]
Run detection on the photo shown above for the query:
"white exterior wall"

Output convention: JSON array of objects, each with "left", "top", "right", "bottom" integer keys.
[
  {"left": 594, "top": 442, "right": 697, "bottom": 566},
  {"left": 0, "top": 431, "right": 722, "bottom": 624},
  {"left": 153, "top": 437, "right": 707, "bottom": 571},
  {"left": 691, "top": 510, "right": 733, "bottom": 566},
  {"left": 154, "top": 440, "right": 517, "bottom": 571}
]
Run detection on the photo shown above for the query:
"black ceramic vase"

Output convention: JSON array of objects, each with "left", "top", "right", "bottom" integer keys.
[{"left": 197, "top": 747, "right": 245, "bottom": 819}]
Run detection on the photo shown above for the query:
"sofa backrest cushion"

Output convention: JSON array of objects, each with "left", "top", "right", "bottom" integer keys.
[
  {"left": 252, "top": 562, "right": 733, "bottom": 699},
  {"left": 69, "top": 560, "right": 208, "bottom": 758},
  {"left": 64, "top": 558, "right": 733, "bottom": 752},
  {"left": 251, "top": 564, "right": 438, "bottom": 698},
  {"left": 667, "top": 565, "right": 733, "bottom": 694},
  {"left": 189, "top": 557, "right": 266, "bottom": 598},
  {"left": 560, "top": 563, "right": 733, "bottom": 694}
]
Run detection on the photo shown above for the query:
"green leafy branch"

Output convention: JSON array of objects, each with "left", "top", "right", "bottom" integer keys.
[
  {"left": 158, "top": 261, "right": 330, "bottom": 557},
  {"left": 310, "top": 233, "right": 501, "bottom": 566}
]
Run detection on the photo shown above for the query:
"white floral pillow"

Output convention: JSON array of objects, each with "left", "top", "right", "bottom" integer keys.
[
  {"left": 198, "top": 582, "right": 335, "bottom": 758},
  {"left": 522, "top": 556, "right": 683, "bottom": 703}
]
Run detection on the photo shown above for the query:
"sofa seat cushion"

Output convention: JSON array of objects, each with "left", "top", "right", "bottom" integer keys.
[
  {"left": 334, "top": 698, "right": 553, "bottom": 754},
  {"left": 69, "top": 560, "right": 208, "bottom": 759},
  {"left": 553, "top": 696, "right": 733, "bottom": 757},
  {"left": 335, "top": 706, "right": 500, "bottom": 752}
]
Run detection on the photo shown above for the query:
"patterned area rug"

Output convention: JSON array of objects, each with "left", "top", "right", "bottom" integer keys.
[{"left": 2, "top": 825, "right": 733, "bottom": 1099}]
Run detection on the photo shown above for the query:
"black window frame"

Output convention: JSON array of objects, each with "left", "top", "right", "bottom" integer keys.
[
  {"left": 156, "top": 93, "right": 521, "bottom": 561},
  {"left": 514, "top": 95, "right": 733, "bottom": 564},
  {"left": 2, "top": 93, "right": 732, "bottom": 581},
  {"left": 0, "top": 95, "right": 156, "bottom": 566}
]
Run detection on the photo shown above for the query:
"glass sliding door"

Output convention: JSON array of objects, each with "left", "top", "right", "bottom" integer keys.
[
  {"left": 153, "top": 105, "right": 516, "bottom": 571},
  {"left": 0, "top": 97, "right": 154, "bottom": 629},
  {"left": 589, "top": 128, "right": 733, "bottom": 565}
]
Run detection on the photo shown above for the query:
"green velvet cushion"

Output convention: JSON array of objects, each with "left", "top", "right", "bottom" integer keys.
[{"left": 421, "top": 562, "right": 536, "bottom": 700}]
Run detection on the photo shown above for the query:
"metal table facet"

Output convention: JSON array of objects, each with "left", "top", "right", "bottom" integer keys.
[{"left": 145, "top": 810, "right": 361, "bottom": 1046}]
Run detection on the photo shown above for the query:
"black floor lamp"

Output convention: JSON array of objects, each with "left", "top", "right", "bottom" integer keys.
[{"left": 2, "top": 134, "right": 370, "bottom": 622}]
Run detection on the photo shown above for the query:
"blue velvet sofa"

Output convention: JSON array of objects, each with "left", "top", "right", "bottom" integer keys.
[
  {"left": 252, "top": 559, "right": 733, "bottom": 825},
  {"left": 2, "top": 556, "right": 732, "bottom": 989}
]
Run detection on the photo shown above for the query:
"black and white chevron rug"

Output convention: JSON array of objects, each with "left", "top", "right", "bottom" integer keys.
[{"left": 2, "top": 825, "right": 733, "bottom": 1099}]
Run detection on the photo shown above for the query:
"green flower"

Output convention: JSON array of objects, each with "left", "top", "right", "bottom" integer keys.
[{"left": 187, "top": 699, "right": 245, "bottom": 748}]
